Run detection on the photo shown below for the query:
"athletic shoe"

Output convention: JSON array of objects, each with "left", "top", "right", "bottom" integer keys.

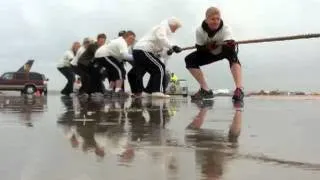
[
  {"left": 190, "top": 89, "right": 201, "bottom": 100},
  {"left": 232, "top": 88, "right": 244, "bottom": 102},
  {"left": 142, "top": 92, "right": 151, "bottom": 97},
  {"left": 191, "top": 89, "right": 214, "bottom": 100},
  {"left": 151, "top": 92, "right": 170, "bottom": 98}
]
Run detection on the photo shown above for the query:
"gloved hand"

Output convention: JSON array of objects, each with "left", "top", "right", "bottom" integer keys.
[
  {"left": 172, "top": 45, "right": 182, "bottom": 53},
  {"left": 206, "top": 41, "right": 218, "bottom": 51},
  {"left": 224, "top": 40, "right": 236, "bottom": 48},
  {"left": 167, "top": 49, "right": 174, "bottom": 55}
]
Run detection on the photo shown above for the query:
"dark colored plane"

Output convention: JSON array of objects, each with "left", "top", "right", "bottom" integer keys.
[{"left": 17, "top": 59, "right": 34, "bottom": 73}]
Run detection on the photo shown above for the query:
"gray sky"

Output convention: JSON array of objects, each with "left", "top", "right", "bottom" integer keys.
[{"left": 1, "top": 0, "right": 320, "bottom": 92}]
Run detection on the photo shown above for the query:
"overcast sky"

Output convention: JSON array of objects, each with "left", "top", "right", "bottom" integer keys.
[{"left": 1, "top": 0, "right": 320, "bottom": 92}]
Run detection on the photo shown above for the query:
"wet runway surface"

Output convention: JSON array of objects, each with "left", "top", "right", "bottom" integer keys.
[{"left": 1, "top": 94, "right": 320, "bottom": 180}]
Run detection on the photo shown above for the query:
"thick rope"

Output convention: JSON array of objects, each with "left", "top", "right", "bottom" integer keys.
[
  {"left": 237, "top": 33, "right": 320, "bottom": 44},
  {"left": 181, "top": 33, "right": 320, "bottom": 51}
]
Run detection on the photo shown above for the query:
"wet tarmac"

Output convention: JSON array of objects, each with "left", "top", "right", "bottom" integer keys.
[{"left": 1, "top": 94, "right": 320, "bottom": 180}]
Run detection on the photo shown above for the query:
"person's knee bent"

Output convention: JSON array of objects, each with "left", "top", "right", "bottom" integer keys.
[
  {"left": 222, "top": 45, "right": 240, "bottom": 68},
  {"left": 185, "top": 52, "right": 200, "bottom": 69},
  {"left": 227, "top": 55, "right": 241, "bottom": 68},
  {"left": 229, "top": 61, "right": 241, "bottom": 68}
]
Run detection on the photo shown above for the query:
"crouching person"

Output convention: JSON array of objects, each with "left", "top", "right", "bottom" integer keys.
[
  {"left": 70, "top": 38, "right": 92, "bottom": 94},
  {"left": 94, "top": 31, "right": 136, "bottom": 98},
  {"left": 129, "top": 17, "right": 183, "bottom": 98},
  {"left": 77, "top": 33, "right": 106, "bottom": 95},
  {"left": 185, "top": 7, "right": 244, "bottom": 101},
  {"left": 144, "top": 47, "right": 172, "bottom": 95},
  {"left": 57, "top": 41, "right": 81, "bottom": 96}
]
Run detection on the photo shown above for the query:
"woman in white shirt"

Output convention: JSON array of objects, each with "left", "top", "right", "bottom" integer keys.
[
  {"left": 92, "top": 31, "right": 136, "bottom": 97},
  {"left": 128, "top": 17, "right": 183, "bottom": 98},
  {"left": 57, "top": 42, "right": 80, "bottom": 96},
  {"left": 70, "top": 37, "right": 92, "bottom": 94}
]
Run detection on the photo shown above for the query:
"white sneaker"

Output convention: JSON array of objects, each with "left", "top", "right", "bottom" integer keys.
[
  {"left": 163, "top": 94, "right": 170, "bottom": 98},
  {"left": 142, "top": 92, "right": 151, "bottom": 97},
  {"left": 151, "top": 92, "right": 170, "bottom": 98}
]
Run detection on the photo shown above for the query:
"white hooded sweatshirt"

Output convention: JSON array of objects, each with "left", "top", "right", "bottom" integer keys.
[
  {"left": 196, "top": 22, "right": 234, "bottom": 55},
  {"left": 95, "top": 37, "right": 133, "bottom": 62},
  {"left": 70, "top": 46, "right": 86, "bottom": 66},
  {"left": 134, "top": 19, "right": 173, "bottom": 55},
  {"left": 57, "top": 50, "right": 74, "bottom": 68}
]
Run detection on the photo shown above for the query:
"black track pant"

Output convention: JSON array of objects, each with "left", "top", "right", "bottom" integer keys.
[
  {"left": 128, "top": 50, "right": 166, "bottom": 94},
  {"left": 77, "top": 64, "right": 91, "bottom": 94},
  {"left": 101, "top": 56, "right": 126, "bottom": 81},
  {"left": 57, "top": 67, "right": 75, "bottom": 94},
  {"left": 89, "top": 58, "right": 107, "bottom": 93}
]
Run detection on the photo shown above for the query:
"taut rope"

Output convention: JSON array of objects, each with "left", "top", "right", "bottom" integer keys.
[{"left": 181, "top": 33, "right": 320, "bottom": 51}]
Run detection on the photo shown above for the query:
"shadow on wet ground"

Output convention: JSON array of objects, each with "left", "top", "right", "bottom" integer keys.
[{"left": 1, "top": 94, "right": 320, "bottom": 180}]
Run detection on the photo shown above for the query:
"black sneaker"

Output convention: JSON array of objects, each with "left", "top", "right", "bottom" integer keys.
[
  {"left": 190, "top": 89, "right": 201, "bottom": 100},
  {"left": 191, "top": 89, "right": 214, "bottom": 100},
  {"left": 232, "top": 88, "right": 244, "bottom": 102},
  {"left": 202, "top": 89, "right": 214, "bottom": 100}
]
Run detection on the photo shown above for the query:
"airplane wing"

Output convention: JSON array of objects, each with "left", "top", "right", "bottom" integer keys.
[{"left": 17, "top": 60, "right": 34, "bottom": 72}]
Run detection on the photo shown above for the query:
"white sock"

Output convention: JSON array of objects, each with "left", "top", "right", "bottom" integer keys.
[
  {"left": 115, "top": 88, "right": 121, "bottom": 92},
  {"left": 107, "top": 87, "right": 113, "bottom": 91}
]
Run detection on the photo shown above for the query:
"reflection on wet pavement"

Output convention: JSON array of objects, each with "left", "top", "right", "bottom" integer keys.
[
  {"left": 56, "top": 96, "right": 243, "bottom": 179},
  {"left": 58, "top": 97, "right": 178, "bottom": 160},
  {"left": 0, "top": 95, "right": 47, "bottom": 127},
  {"left": 1, "top": 94, "right": 320, "bottom": 180}
]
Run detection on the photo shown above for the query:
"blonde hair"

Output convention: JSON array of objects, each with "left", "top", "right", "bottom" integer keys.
[
  {"left": 206, "top": 7, "right": 220, "bottom": 18},
  {"left": 168, "top": 17, "right": 182, "bottom": 28}
]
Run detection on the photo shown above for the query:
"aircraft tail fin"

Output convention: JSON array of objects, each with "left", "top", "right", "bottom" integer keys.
[{"left": 17, "top": 60, "right": 34, "bottom": 72}]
